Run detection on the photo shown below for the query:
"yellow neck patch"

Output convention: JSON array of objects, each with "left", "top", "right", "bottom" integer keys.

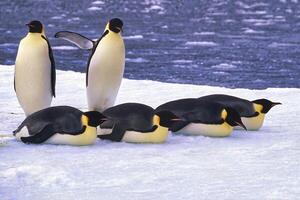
[
  {"left": 253, "top": 103, "right": 263, "bottom": 113},
  {"left": 221, "top": 109, "right": 227, "bottom": 120},
  {"left": 81, "top": 115, "right": 89, "bottom": 126},
  {"left": 153, "top": 115, "right": 160, "bottom": 125}
]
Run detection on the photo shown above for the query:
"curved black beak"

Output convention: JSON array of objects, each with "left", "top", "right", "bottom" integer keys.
[{"left": 271, "top": 102, "right": 281, "bottom": 107}]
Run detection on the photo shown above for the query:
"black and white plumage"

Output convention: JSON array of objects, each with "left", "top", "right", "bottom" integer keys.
[{"left": 15, "top": 20, "right": 56, "bottom": 116}]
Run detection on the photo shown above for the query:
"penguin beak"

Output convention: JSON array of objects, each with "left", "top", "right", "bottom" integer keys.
[
  {"left": 171, "top": 118, "right": 184, "bottom": 121},
  {"left": 26, "top": 23, "right": 34, "bottom": 28},
  {"left": 271, "top": 102, "right": 281, "bottom": 107},
  {"left": 117, "top": 27, "right": 123, "bottom": 33},
  {"left": 235, "top": 121, "right": 247, "bottom": 131}
]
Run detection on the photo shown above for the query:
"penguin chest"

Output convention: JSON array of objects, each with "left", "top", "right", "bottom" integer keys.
[
  {"left": 176, "top": 122, "right": 233, "bottom": 137},
  {"left": 122, "top": 126, "right": 169, "bottom": 143},
  {"left": 241, "top": 114, "right": 265, "bottom": 131},
  {"left": 15, "top": 37, "right": 52, "bottom": 115},
  {"left": 98, "top": 126, "right": 169, "bottom": 143},
  {"left": 87, "top": 36, "right": 125, "bottom": 111},
  {"left": 15, "top": 37, "right": 51, "bottom": 91},
  {"left": 45, "top": 126, "right": 97, "bottom": 146}
]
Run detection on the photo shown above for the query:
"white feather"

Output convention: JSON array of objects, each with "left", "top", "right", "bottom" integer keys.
[{"left": 15, "top": 33, "right": 52, "bottom": 116}]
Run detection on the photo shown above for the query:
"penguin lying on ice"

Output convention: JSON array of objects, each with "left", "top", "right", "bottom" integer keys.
[
  {"left": 13, "top": 106, "right": 107, "bottom": 146},
  {"left": 156, "top": 98, "right": 246, "bottom": 137},
  {"left": 198, "top": 94, "right": 281, "bottom": 130},
  {"left": 98, "top": 103, "right": 182, "bottom": 143}
]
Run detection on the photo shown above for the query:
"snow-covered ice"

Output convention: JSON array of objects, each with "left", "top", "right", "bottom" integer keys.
[{"left": 0, "top": 65, "right": 299, "bottom": 200}]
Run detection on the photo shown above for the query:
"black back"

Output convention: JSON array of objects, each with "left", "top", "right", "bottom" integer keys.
[
  {"left": 156, "top": 98, "right": 225, "bottom": 124},
  {"left": 198, "top": 94, "right": 257, "bottom": 117},
  {"left": 14, "top": 106, "right": 84, "bottom": 136},
  {"left": 101, "top": 103, "right": 155, "bottom": 132},
  {"left": 41, "top": 35, "right": 56, "bottom": 97}
]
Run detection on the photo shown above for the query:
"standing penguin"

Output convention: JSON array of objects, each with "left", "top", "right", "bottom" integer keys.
[
  {"left": 97, "top": 103, "right": 181, "bottom": 143},
  {"left": 15, "top": 20, "right": 56, "bottom": 116},
  {"left": 156, "top": 98, "right": 246, "bottom": 137},
  {"left": 13, "top": 106, "right": 107, "bottom": 146},
  {"left": 198, "top": 94, "right": 281, "bottom": 130},
  {"left": 55, "top": 18, "right": 125, "bottom": 112}
]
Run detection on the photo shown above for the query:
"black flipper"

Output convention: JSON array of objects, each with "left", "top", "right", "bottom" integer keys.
[
  {"left": 170, "top": 121, "right": 190, "bottom": 132},
  {"left": 20, "top": 124, "right": 56, "bottom": 144},
  {"left": 14, "top": 74, "right": 16, "bottom": 92},
  {"left": 98, "top": 123, "right": 125, "bottom": 142},
  {"left": 41, "top": 35, "right": 56, "bottom": 97},
  {"left": 54, "top": 31, "right": 95, "bottom": 50},
  {"left": 86, "top": 30, "right": 109, "bottom": 87}
]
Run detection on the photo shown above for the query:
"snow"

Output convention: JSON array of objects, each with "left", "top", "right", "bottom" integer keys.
[
  {"left": 185, "top": 41, "right": 218, "bottom": 47},
  {"left": 87, "top": 6, "right": 102, "bottom": 11},
  {"left": 123, "top": 35, "right": 144, "bottom": 40},
  {"left": 0, "top": 65, "right": 300, "bottom": 200},
  {"left": 125, "top": 57, "right": 149, "bottom": 63},
  {"left": 52, "top": 46, "right": 78, "bottom": 50}
]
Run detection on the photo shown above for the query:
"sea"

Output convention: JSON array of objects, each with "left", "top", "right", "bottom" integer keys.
[{"left": 0, "top": 0, "right": 299, "bottom": 89}]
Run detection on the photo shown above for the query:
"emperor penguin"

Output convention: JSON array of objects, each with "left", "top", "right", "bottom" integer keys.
[
  {"left": 13, "top": 106, "right": 107, "bottom": 146},
  {"left": 97, "top": 103, "right": 181, "bottom": 143},
  {"left": 15, "top": 20, "right": 56, "bottom": 116},
  {"left": 55, "top": 18, "right": 125, "bottom": 112},
  {"left": 155, "top": 98, "right": 246, "bottom": 137},
  {"left": 198, "top": 94, "right": 281, "bottom": 130}
]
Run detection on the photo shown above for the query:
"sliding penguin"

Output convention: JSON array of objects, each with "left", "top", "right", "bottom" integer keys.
[
  {"left": 98, "top": 103, "right": 181, "bottom": 143},
  {"left": 55, "top": 18, "right": 125, "bottom": 112},
  {"left": 13, "top": 106, "right": 107, "bottom": 146},
  {"left": 156, "top": 98, "right": 246, "bottom": 137},
  {"left": 198, "top": 94, "right": 281, "bottom": 130},
  {"left": 15, "top": 20, "right": 55, "bottom": 116}
]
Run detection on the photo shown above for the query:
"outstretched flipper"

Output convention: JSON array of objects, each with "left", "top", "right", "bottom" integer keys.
[
  {"left": 20, "top": 124, "right": 56, "bottom": 144},
  {"left": 54, "top": 31, "right": 95, "bottom": 50},
  {"left": 98, "top": 123, "right": 126, "bottom": 142}
]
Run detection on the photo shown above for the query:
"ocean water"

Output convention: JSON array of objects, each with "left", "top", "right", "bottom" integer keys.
[{"left": 0, "top": 0, "right": 299, "bottom": 89}]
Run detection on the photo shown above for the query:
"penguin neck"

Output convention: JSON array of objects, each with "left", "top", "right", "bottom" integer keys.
[
  {"left": 81, "top": 115, "right": 95, "bottom": 130},
  {"left": 26, "top": 32, "right": 45, "bottom": 38},
  {"left": 240, "top": 103, "right": 265, "bottom": 130},
  {"left": 253, "top": 103, "right": 264, "bottom": 115},
  {"left": 153, "top": 115, "right": 168, "bottom": 132},
  {"left": 104, "top": 24, "right": 122, "bottom": 38}
]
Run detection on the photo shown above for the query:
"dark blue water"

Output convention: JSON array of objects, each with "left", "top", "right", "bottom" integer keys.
[{"left": 1, "top": 0, "right": 300, "bottom": 89}]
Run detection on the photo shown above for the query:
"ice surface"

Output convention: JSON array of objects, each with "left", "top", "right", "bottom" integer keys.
[
  {"left": 52, "top": 46, "right": 78, "bottom": 50},
  {"left": 0, "top": 65, "right": 299, "bottom": 200},
  {"left": 123, "top": 35, "right": 144, "bottom": 40},
  {"left": 185, "top": 41, "right": 218, "bottom": 47}
]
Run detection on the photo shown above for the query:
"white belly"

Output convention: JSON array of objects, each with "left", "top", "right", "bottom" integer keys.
[
  {"left": 87, "top": 34, "right": 125, "bottom": 112},
  {"left": 15, "top": 126, "right": 97, "bottom": 146},
  {"left": 239, "top": 114, "right": 265, "bottom": 131},
  {"left": 15, "top": 36, "right": 52, "bottom": 116},
  {"left": 98, "top": 126, "right": 169, "bottom": 143},
  {"left": 175, "top": 122, "right": 233, "bottom": 137},
  {"left": 45, "top": 127, "right": 97, "bottom": 146}
]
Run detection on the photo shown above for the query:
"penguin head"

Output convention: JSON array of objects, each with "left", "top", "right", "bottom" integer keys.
[
  {"left": 108, "top": 18, "right": 123, "bottom": 33},
  {"left": 252, "top": 99, "right": 281, "bottom": 114},
  {"left": 155, "top": 110, "right": 183, "bottom": 128},
  {"left": 223, "top": 107, "right": 247, "bottom": 130},
  {"left": 26, "top": 20, "right": 43, "bottom": 33},
  {"left": 84, "top": 111, "right": 108, "bottom": 127}
]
